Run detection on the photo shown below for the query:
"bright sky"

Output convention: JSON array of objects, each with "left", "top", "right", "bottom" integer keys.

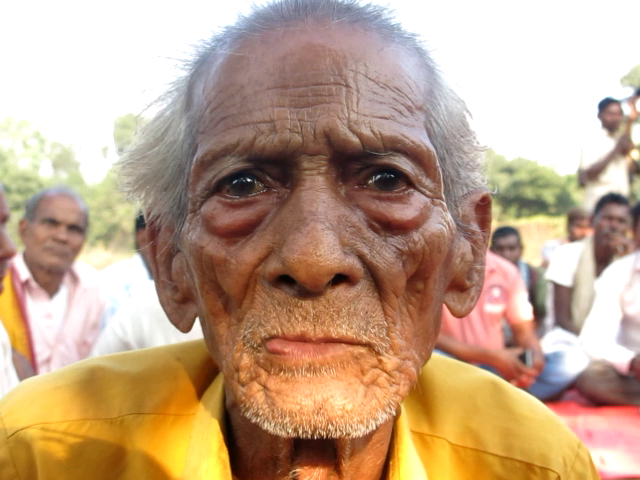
[{"left": 1, "top": 0, "right": 639, "bottom": 181}]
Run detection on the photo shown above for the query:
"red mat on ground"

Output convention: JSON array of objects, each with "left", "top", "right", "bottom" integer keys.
[{"left": 547, "top": 402, "right": 640, "bottom": 478}]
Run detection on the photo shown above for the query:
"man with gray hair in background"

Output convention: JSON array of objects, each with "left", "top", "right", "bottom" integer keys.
[
  {"left": 0, "top": 186, "right": 104, "bottom": 375},
  {"left": 0, "top": 1, "right": 597, "bottom": 478}
]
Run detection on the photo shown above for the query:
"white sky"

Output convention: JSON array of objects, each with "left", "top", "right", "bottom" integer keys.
[{"left": 1, "top": 0, "right": 639, "bottom": 181}]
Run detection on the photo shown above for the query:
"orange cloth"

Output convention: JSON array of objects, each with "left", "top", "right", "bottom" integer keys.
[
  {"left": 0, "top": 265, "right": 34, "bottom": 369},
  {"left": 440, "top": 250, "right": 534, "bottom": 350}
]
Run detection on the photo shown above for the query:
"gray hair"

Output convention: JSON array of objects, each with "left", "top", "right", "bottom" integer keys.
[
  {"left": 24, "top": 186, "right": 89, "bottom": 228},
  {"left": 119, "top": 0, "right": 485, "bottom": 243}
]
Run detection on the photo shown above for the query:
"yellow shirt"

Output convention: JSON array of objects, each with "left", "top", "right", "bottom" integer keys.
[{"left": 0, "top": 340, "right": 598, "bottom": 479}]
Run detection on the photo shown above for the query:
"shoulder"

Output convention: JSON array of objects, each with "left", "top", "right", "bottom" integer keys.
[
  {"left": 69, "top": 261, "right": 100, "bottom": 285},
  {"left": 0, "top": 340, "right": 216, "bottom": 432},
  {"left": 594, "top": 251, "right": 638, "bottom": 292},
  {"left": 546, "top": 241, "right": 585, "bottom": 280},
  {"left": 552, "top": 240, "right": 585, "bottom": 259},
  {"left": 408, "top": 354, "right": 594, "bottom": 475},
  {"left": 601, "top": 251, "right": 637, "bottom": 278}
]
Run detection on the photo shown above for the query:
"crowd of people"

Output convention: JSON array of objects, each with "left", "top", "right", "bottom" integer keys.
[
  {"left": 438, "top": 192, "right": 640, "bottom": 406},
  {"left": 0, "top": 0, "right": 638, "bottom": 477}
]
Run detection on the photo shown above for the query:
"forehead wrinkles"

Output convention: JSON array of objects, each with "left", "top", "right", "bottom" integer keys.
[{"left": 192, "top": 31, "right": 428, "bottom": 154}]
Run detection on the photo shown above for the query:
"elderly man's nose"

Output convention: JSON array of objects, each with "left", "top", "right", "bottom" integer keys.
[{"left": 266, "top": 220, "right": 363, "bottom": 296}]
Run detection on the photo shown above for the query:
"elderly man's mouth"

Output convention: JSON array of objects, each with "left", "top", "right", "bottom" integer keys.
[{"left": 264, "top": 336, "right": 365, "bottom": 359}]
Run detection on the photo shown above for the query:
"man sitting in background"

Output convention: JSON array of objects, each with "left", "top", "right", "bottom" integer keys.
[
  {"left": 576, "top": 200, "right": 640, "bottom": 405},
  {"left": 438, "top": 250, "right": 588, "bottom": 400},
  {"left": 545, "top": 193, "right": 632, "bottom": 336},
  {"left": 0, "top": 187, "right": 104, "bottom": 374},
  {"left": 491, "top": 225, "right": 546, "bottom": 327}
]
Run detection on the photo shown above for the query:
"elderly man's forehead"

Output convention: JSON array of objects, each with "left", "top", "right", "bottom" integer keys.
[
  {"left": 185, "top": 25, "right": 438, "bottom": 172},
  {"left": 190, "top": 24, "right": 427, "bottom": 119}
]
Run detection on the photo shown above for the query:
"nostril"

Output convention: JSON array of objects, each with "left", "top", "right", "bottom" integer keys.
[
  {"left": 275, "top": 274, "right": 297, "bottom": 289},
  {"left": 329, "top": 273, "right": 349, "bottom": 286}
]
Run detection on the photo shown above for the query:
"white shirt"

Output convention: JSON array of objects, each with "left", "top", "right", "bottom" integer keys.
[
  {"left": 12, "top": 253, "right": 105, "bottom": 373},
  {"left": 25, "top": 282, "right": 68, "bottom": 371},
  {"left": 99, "top": 253, "right": 152, "bottom": 326},
  {"left": 0, "top": 322, "right": 18, "bottom": 398},
  {"left": 91, "top": 280, "right": 203, "bottom": 356},
  {"left": 542, "top": 241, "right": 585, "bottom": 334},
  {"left": 579, "top": 127, "right": 629, "bottom": 212},
  {"left": 580, "top": 252, "right": 640, "bottom": 374}
]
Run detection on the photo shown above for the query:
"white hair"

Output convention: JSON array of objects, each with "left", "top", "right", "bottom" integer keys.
[{"left": 118, "top": 0, "right": 485, "bottom": 243}]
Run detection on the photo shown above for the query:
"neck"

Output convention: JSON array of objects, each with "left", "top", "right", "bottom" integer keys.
[
  {"left": 226, "top": 408, "right": 394, "bottom": 480},
  {"left": 23, "top": 255, "right": 64, "bottom": 297},
  {"left": 594, "top": 245, "right": 615, "bottom": 277}
]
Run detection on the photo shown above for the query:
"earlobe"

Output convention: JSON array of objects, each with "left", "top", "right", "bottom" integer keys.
[
  {"left": 443, "top": 191, "right": 492, "bottom": 317},
  {"left": 146, "top": 222, "right": 199, "bottom": 333}
]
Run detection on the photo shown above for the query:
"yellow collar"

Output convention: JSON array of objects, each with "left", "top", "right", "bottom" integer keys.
[{"left": 182, "top": 374, "right": 427, "bottom": 480}]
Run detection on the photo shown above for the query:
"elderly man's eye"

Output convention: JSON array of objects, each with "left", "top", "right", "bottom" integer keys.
[
  {"left": 218, "top": 173, "right": 267, "bottom": 198},
  {"left": 365, "top": 169, "right": 408, "bottom": 192}
]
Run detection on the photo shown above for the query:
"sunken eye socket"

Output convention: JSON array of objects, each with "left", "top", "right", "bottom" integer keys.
[
  {"left": 364, "top": 169, "right": 409, "bottom": 192},
  {"left": 216, "top": 172, "right": 267, "bottom": 198}
]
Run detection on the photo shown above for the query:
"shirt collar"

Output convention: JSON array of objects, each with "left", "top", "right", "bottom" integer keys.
[
  {"left": 12, "top": 252, "right": 78, "bottom": 289},
  {"left": 182, "top": 374, "right": 427, "bottom": 480}
]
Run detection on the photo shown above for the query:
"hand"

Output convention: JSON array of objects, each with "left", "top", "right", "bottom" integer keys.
[
  {"left": 630, "top": 355, "right": 640, "bottom": 381},
  {"left": 487, "top": 348, "right": 540, "bottom": 389},
  {"left": 609, "top": 232, "right": 633, "bottom": 256},
  {"left": 616, "top": 135, "right": 634, "bottom": 155},
  {"left": 531, "top": 349, "right": 545, "bottom": 375}
]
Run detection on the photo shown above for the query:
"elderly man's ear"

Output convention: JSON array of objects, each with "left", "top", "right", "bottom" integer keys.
[
  {"left": 145, "top": 222, "right": 199, "bottom": 333},
  {"left": 442, "top": 191, "right": 491, "bottom": 317}
]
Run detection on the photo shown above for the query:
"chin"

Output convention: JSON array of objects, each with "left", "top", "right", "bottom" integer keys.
[{"left": 228, "top": 349, "right": 418, "bottom": 439}]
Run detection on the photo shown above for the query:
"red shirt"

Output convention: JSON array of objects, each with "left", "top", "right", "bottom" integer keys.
[{"left": 440, "top": 250, "right": 533, "bottom": 350}]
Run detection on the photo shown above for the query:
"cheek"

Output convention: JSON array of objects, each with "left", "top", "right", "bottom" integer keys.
[
  {"left": 346, "top": 190, "right": 431, "bottom": 234},
  {"left": 394, "top": 211, "right": 456, "bottom": 356},
  {"left": 200, "top": 194, "right": 279, "bottom": 239}
]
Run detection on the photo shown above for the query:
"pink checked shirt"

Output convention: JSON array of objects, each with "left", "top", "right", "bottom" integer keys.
[{"left": 12, "top": 253, "right": 105, "bottom": 373}]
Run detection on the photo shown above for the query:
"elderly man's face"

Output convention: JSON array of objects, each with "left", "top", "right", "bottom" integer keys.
[
  {"left": 156, "top": 26, "right": 488, "bottom": 439},
  {"left": 19, "top": 194, "right": 86, "bottom": 275}
]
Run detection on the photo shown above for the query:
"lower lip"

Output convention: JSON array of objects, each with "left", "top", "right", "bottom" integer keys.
[{"left": 265, "top": 338, "right": 356, "bottom": 359}]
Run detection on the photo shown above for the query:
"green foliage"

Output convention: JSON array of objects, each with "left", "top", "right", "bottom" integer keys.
[
  {"left": 486, "top": 149, "right": 581, "bottom": 219},
  {"left": 77, "top": 169, "right": 135, "bottom": 250},
  {"left": 621, "top": 63, "right": 640, "bottom": 89}
]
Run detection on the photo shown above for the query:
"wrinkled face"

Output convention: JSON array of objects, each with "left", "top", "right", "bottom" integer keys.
[
  {"left": 171, "top": 26, "right": 483, "bottom": 439},
  {"left": 598, "top": 103, "right": 623, "bottom": 133},
  {"left": 593, "top": 202, "right": 630, "bottom": 250},
  {"left": 568, "top": 217, "right": 592, "bottom": 242},
  {"left": 0, "top": 190, "right": 17, "bottom": 292},
  {"left": 491, "top": 234, "right": 522, "bottom": 265},
  {"left": 19, "top": 194, "right": 86, "bottom": 275}
]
